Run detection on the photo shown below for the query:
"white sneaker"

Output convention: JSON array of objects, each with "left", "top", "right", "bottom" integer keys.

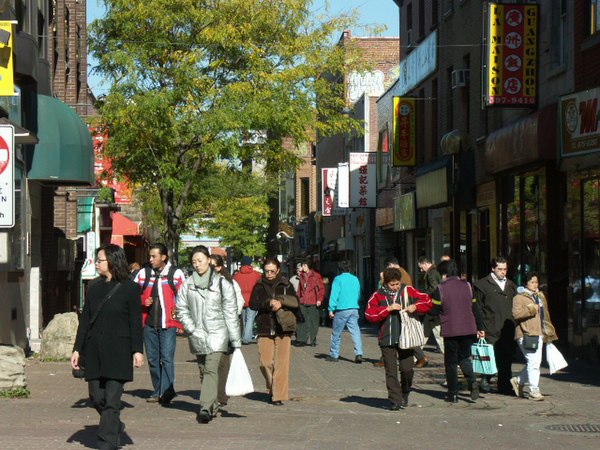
[
  {"left": 529, "top": 391, "right": 544, "bottom": 401},
  {"left": 510, "top": 377, "right": 524, "bottom": 398}
]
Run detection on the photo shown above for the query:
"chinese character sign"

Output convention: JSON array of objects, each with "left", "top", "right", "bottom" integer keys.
[
  {"left": 337, "top": 162, "right": 350, "bottom": 208},
  {"left": 559, "top": 88, "right": 600, "bottom": 157},
  {"left": 0, "top": 125, "right": 14, "bottom": 227},
  {"left": 392, "top": 97, "right": 416, "bottom": 166},
  {"left": 0, "top": 21, "right": 15, "bottom": 96},
  {"left": 486, "top": 3, "right": 538, "bottom": 107},
  {"left": 321, "top": 168, "right": 337, "bottom": 217},
  {"left": 349, "top": 153, "right": 376, "bottom": 208}
]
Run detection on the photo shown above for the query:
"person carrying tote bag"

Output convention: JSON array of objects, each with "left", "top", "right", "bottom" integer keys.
[{"left": 511, "top": 272, "right": 558, "bottom": 401}]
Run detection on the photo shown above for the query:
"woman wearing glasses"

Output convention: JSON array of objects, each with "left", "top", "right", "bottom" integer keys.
[
  {"left": 70, "top": 244, "right": 144, "bottom": 450},
  {"left": 249, "top": 257, "right": 299, "bottom": 405}
]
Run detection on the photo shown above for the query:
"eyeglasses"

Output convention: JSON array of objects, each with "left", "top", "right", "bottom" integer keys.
[
  {"left": 265, "top": 269, "right": 278, "bottom": 274},
  {"left": 95, "top": 258, "right": 107, "bottom": 263}
]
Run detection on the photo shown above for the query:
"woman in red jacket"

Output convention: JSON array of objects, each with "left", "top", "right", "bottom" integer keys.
[{"left": 365, "top": 268, "right": 432, "bottom": 410}]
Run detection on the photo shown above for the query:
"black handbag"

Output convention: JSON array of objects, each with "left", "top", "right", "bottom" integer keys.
[
  {"left": 72, "top": 283, "right": 122, "bottom": 379},
  {"left": 522, "top": 334, "right": 540, "bottom": 351}
]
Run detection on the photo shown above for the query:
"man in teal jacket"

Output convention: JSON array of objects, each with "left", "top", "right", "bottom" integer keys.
[{"left": 325, "top": 260, "right": 364, "bottom": 363}]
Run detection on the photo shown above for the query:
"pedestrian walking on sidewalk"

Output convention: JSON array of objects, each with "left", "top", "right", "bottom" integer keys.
[
  {"left": 365, "top": 268, "right": 432, "bottom": 410},
  {"left": 250, "top": 257, "right": 299, "bottom": 405},
  {"left": 233, "top": 256, "right": 261, "bottom": 344},
  {"left": 511, "top": 272, "right": 558, "bottom": 401},
  {"left": 428, "top": 259, "right": 485, "bottom": 403},
  {"left": 295, "top": 259, "right": 325, "bottom": 347},
  {"left": 326, "top": 260, "right": 363, "bottom": 363},
  {"left": 176, "top": 246, "right": 242, "bottom": 423},
  {"left": 71, "top": 244, "right": 144, "bottom": 450}
]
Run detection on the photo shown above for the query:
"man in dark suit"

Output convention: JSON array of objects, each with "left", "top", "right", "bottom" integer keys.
[{"left": 473, "top": 257, "right": 518, "bottom": 395}]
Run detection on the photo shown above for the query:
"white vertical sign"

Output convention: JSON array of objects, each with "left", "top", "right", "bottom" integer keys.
[
  {"left": 337, "top": 162, "right": 349, "bottom": 208},
  {"left": 0, "top": 125, "right": 14, "bottom": 228},
  {"left": 321, "top": 168, "right": 337, "bottom": 217},
  {"left": 349, "top": 152, "right": 377, "bottom": 208}
]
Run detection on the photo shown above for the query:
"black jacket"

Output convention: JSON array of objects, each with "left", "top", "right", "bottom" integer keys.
[
  {"left": 473, "top": 274, "right": 517, "bottom": 344},
  {"left": 73, "top": 278, "right": 143, "bottom": 382},
  {"left": 249, "top": 275, "right": 298, "bottom": 337}
]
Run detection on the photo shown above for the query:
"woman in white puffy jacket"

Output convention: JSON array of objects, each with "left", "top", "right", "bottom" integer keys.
[{"left": 176, "top": 246, "right": 241, "bottom": 424}]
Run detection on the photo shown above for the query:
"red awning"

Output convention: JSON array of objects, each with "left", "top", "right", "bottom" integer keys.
[{"left": 111, "top": 212, "right": 140, "bottom": 237}]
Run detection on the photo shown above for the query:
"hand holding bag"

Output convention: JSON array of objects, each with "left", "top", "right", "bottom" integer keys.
[
  {"left": 398, "top": 287, "right": 427, "bottom": 350},
  {"left": 471, "top": 338, "right": 498, "bottom": 375},
  {"left": 225, "top": 348, "right": 254, "bottom": 396},
  {"left": 546, "top": 343, "right": 568, "bottom": 374}
]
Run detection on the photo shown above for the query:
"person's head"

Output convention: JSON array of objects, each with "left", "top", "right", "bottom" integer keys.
[
  {"left": 295, "top": 262, "right": 303, "bottom": 274},
  {"left": 263, "top": 257, "right": 281, "bottom": 281},
  {"left": 129, "top": 262, "right": 141, "bottom": 273},
  {"left": 338, "top": 260, "right": 352, "bottom": 273},
  {"left": 417, "top": 256, "right": 433, "bottom": 272},
  {"left": 437, "top": 259, "right": 459, "bottom": 278},
  {"left": 210, "top": 254, "right": 224, "bottom": 272},
  {"left": 383, "top": 256, "right": 400, "bottom": 269},
  {"left": 301, "top": 258, "right": 314, "bottom": 273},
  {"left": 190, "top": 245, "right": 211, "bottom": 276},
  {"left": 96, "top": 244, "right": 129, "bottom": 282},
  {"left": 149, "top": 243, "right": 169, "bottom": 270},
  {"left": 523, "top": 272, "right": 539, "bottom": 292},
  {"left": 440, "top": 254, "right": 452, "bottom": 262},
  {"left": 491, "top": 257, "right": 508, "bottom": 280},
  {"left": 383, "top": 267, "right": 402, "bottom": 292},
  {"left": 240, "top": 255, "right": 253, "bottom": 267}
]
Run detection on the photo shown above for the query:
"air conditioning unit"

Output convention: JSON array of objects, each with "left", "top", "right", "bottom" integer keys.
[{"left": 451, "top": 69, "right": 470, "bottom": 89}]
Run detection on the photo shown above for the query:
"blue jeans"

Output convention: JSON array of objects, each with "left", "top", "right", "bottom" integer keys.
[
  {"left": 242, "top": 308, "right": 257, "bottom": 343},
  {"left": 329, "top": 309, "right": 363, "bottom": 358},
  {"left": 143, "top": 326, "right": 177, "bottom": 397}
]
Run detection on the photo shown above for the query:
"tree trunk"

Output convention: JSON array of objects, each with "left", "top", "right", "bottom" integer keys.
[{"left": 160, "top": 187, "right": 181, "bottom": 266}]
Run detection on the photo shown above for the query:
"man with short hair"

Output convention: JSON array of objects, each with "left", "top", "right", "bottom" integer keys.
[
  {"left": 296, "top": 259, "right": 325, "bottom": 347},
  {"left": 135, "top": 243, "right": 185, "bottom": 405},
  {"left": 233, "top": 256, "right": 262, "bottom": 345},
  {"left": 326, "top": 260, "right": 363, "bottom": 363},
  {"left": 473, "top": 257, "right": 518, "bottom": 394},
  {"left": 414, "top": 256, "right": 444, "bottom": 365}
]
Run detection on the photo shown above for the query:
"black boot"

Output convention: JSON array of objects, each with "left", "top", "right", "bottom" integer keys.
[{"left": 402, "top": 392, "right": 409, "bottom": 408}]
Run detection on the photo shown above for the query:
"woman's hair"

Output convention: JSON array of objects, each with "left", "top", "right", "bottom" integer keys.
[
  {"left": 96, "top": 244, "right": 130, "bottom": 282},
  {"left": 262, "top": 257, "right": 281, "bottom": 270},
  {"left": 437, "top": 259, "right": 459, "bottom": 277},
  {"left": 210, "top": 254, "right": 233, "bottom": 282},
  {"left": 523, "top": 271, "right": 538, "bottom": 284},
  {"left": 383, "top": 267, "right": 402, "bottom": 284},
  {"left": 189, "top": 245, "right": 210, "bottom": 262}
]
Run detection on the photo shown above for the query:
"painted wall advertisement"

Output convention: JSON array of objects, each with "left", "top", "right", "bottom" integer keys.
[
  {"left": 559, "top": 88, "right": 600, "bottom": 157},
  {"left": 349, "top": 152, "right": 376, "bottom": 208},
  {"left": 486, "top": 3, "right": 538, "bottom": 107},
  {"left": 392, "top": 97, "right": 416, "bottom": 166}
]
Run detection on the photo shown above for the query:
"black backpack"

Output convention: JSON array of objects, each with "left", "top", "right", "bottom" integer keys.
[{"left": 141, "top": 265, "right": 178, "bottom": 296}]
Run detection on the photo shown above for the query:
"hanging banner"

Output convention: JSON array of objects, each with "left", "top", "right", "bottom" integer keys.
[
  {"left": 559, "top": 88, "right": 600, "bottom": 157},
  {"left": 0, "top": 21, "right": 15, "bottom": 96},
  {"left": 485, "top": 3, "right": 538, "bottom": 107},
  {"left": 321, "top": 168, "right": 337, "bottom": 217},
  {"left": 0, "top": 124, "right": 14, "bottom": 227},
  {"left": 349, "top": 152, "right": 376, "bottom": 208},
  {"left": 392, "top": 97, "right": 416, "bottom": 166},
  {"left": 337, "top": 162, "right": 349, "bottom": 208}
]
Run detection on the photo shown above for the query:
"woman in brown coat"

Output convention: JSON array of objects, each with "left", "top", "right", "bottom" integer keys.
[{"left": 511, "top": 272, "right": 557, "bottom": 401}]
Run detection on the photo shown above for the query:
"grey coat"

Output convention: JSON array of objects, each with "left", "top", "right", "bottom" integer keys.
[{"left": 176, "top": 271, "right": 242, "bottom": 355}]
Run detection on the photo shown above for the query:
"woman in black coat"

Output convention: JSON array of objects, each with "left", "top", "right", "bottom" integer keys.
[{"left": 71, "top": 244, "right": 144, "bottom": 450}]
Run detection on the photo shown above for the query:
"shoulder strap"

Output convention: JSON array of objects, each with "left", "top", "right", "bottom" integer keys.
[
  {"left": 89, "top": 282, "right": 122, "bottom": 327},
  {"left": 402, "top": 285, "right": 409, "bottom": 309},
  {"left": 141, "top": 266, "right": 152, "bottom": 292},
  {"left": 167, "top": 264, "right": 177, "bottom": 295}
]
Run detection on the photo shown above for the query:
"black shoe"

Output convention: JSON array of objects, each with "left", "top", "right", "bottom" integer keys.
[
  {"left": 325, "top": 355, "right": 339, "bottom": 362},
  {"left": 402, "top": 394, "right": 409, "bottom": 408},
  {"left": 388, "top": 402, "right": 404, "bottom": 411},
  {"left": 159, "top": 388, "right": 176, "bottom": 405},
  {"left": 355, "top": 355, "right": 363, "bottom": 364},
  {"left": 470, "top": 382, "right": 480, "bottom": 400},
  {"left": 310, "top": 342, "right": 317, "bottom": 347},
  {"left": 445, "top": 394, "right": 459, "bottom": 403},
  {"left": 293, "top": 341, "right": 307, "bottom": 347},
  {"left": 196, "top": 410, "right": 212, "bottom": 423},
  {"left": 480, "top": 380, "right": 490, "bottom": 393},
  {"left": 270, "top": 400, "right": 284, "bottom": 406}
]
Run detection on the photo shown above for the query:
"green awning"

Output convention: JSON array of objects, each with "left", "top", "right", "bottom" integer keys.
[
  {"left": 77, "top": 197, "right": 95, "bottom": 233},
  {"left": 27, "top": 95, "right": 94, "bottom": 184}
]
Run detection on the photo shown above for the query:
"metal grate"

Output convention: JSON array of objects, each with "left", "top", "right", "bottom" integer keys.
[{"left": 545, "top": 424, "right": 600, "bottom": 433}]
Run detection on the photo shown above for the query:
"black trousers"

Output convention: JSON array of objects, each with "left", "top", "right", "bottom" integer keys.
[
  {"left": 380, "top": 345, "right": 414, "bottom": 405},
  {"left": 88, "top": 378, "right": 125, "bottom": 450},
  {"left": 443, "top": 335, "right": 476, "bottom": 394},
  {"left": 491, "top": 334, "right": 516, "bottom": 393}
]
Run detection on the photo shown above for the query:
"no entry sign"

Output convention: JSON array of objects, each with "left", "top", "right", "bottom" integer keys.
[{"left": 0, "top": 125, "right": 14, "bottom": 228}]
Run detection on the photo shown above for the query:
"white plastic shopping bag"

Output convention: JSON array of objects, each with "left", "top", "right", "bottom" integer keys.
[
  {"left": 546, "top": 343, "right": 568, "bottom": 375},
  {"left": 471, "top": 338, "right": 498, "bottom": 375},
  {"left": 225, "top": 348, "right": 254, "bottom": 396}
]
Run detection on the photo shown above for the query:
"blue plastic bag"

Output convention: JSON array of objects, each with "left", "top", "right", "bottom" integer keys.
[{"left": 471, "top": 338, "right": 497, "bottom": 375}]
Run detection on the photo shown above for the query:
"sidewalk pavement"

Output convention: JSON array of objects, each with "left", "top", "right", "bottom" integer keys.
[{"left": 2, "top": 325, "right": 600, "bottom": 449}]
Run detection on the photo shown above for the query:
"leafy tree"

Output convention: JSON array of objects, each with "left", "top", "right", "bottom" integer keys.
[{"left": 89, "top": 0, "right": 368, "bottom": 262}]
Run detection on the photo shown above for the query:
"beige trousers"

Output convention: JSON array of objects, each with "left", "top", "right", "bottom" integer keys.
[{"left": 258, "top": 335, "right": 291, "bottom": 402}]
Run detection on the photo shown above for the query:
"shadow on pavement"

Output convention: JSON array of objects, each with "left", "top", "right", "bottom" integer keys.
[
  {"left": 243, "top": 391, "right": 270, "bottom": 404},
  {"left": 66, "top": 424, "right": 134, "bottom": 448},
  {"left": 123, "top": 388, "right": 153, "bottom": 399},
  {"left": 339, "top": 395, "right": 389, "bottom": 409},
  {"left": 71, "top": 398, "right": 134, "bottom": 409}
]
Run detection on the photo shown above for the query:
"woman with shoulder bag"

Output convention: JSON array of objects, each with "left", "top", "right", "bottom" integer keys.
[
  {"left": 176, "top": 246, "right": 242, "bottom": 424},
  {"left": 249, "top": 257, "right": 299, "bottom": 406},
  {"left": 70, "top": 244, "right": 144, "bottom": 450},
  {"left": 511, "top": 272, "right": 558, "bottom": 401}
]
